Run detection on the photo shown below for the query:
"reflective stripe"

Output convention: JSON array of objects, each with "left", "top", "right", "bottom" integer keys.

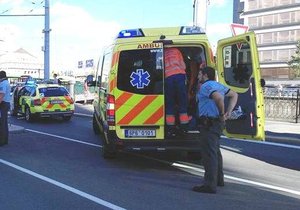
[
  {"left": 164, "top": 48, "right": 186, "bottom": 78},
  {"left": 166, "top": 115, "right": 175, "bottom": 125},
  {"left": 144, "top": 105, "right": 164, "bottom": 124},
  {"left": 118, "top": 95, "right": 158, "bottom": 125},
  {"left": 115, "top": 92, "right": 133, "bottom": 111}
]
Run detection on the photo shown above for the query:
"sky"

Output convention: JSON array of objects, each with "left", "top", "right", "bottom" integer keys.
[{"left": 0, "top": 0, "right": 233, "bottom": 72}]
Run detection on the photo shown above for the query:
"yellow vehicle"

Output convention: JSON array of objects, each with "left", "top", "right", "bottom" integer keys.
[
  {"left": 87, "top": 26, "right": 265, "bottom": 158},
  {"left": 11, "top": 81, "right": 74, "bottom": 122}
]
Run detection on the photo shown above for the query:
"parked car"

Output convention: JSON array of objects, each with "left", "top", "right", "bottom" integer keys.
[{"left": 11, "top": 81, "right": 74, "bottom": 122}]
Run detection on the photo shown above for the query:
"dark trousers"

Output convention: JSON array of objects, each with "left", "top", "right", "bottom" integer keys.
[
  {"left": 199, "top": 120, "right": 224, "bottom": 191},
  {"left": 0, "top": 102, "right": 10, "bottom": 145}
]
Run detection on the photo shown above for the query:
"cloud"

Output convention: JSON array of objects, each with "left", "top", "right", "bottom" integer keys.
[
  {"left": 209, "top": 0, "right": 226, "bottom": 7},
  {"left": 206, "top": 23, "right": 232, "bottom": 51},
  {"left": 50, "top": 2, "right": 121, "bottom": 70}
]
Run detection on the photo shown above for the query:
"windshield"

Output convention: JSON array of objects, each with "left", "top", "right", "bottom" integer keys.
[{"left": 39, "top": 87, "right": 70, "bottom": 97}]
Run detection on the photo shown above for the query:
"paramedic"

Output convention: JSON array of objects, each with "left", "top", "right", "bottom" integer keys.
[
  {"left": 164, "top": 47, "right": 189, "bottom": 137},
  {"left": 193, "top": 67, "right": 238, "bottom": 194}
]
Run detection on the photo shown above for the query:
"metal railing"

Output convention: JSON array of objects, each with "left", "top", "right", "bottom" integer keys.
[{"left": 264, "top": 90, "right": 300, "bottom": 123}]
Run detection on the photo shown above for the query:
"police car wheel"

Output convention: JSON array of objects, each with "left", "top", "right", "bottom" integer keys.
[{"left": 25, "top": 106, "right": 33, "bottom": 122}]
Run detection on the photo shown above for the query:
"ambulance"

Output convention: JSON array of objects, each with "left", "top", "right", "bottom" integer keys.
[{"left": 87, "top": 26, "right": 265, "bottom": 158}]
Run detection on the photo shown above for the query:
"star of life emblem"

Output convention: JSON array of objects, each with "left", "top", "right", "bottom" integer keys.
[{"left": 130, "top": 69, "right": 150, "bottom": 89}]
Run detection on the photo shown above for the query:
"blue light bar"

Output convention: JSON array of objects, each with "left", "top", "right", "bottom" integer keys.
[
  {"left": 117, "top": 29, "right": 144, "bottom": 38},
  {"left": 180, "top": 26, "right": 205, "bottom": 35}
]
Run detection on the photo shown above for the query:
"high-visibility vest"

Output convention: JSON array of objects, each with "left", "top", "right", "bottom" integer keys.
[{"left": 164, "top": 48, "right": 186, "bottom": 78}]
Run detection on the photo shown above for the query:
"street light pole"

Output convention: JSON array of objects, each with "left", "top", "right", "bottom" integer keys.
[
  {"left": 43, "top": 0, "right": 50, "bottom": 80},
  {"left": 193, "top": 0, "right": 209, "bottom": 32}
]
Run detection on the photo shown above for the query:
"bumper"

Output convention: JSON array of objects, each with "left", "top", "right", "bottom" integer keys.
[
  {"left": 35, "top": 111, "right": 74, "bottom": 118},
  {"left": 107, "top": 130, "right": 201, "bottom": 152}
]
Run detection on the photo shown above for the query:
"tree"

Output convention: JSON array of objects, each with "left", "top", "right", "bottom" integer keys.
[{"left": 288, "top": 40, "right": 300, "bottom": 78}]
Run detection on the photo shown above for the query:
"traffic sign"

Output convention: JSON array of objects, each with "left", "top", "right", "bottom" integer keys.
[{"left": 230, "top": 23, "right": 249, "bottom": 50}]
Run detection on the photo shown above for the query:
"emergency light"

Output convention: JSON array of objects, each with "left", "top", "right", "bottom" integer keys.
[
  {"left": 179, "top": 26, "right": 205, "bottom": 35},
  {"left": 117, "top": 29, "right": 144, "bottom": 38}
]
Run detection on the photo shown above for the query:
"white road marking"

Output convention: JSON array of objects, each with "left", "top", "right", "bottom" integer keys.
[
  {"left": 0, "top": 159, "right": 126, "bottom": 210},
  {"left": 22, "top": 128, "right": 300, "bottom": 196},
  {"left": 171, "top": 162, "right": 300, "bottom": 196},
  {"left": 222, "top": 136, "right": 300, "bottom": 150},
  {"left": 25, "top": 129, "right": 101, "bottom": 148}
]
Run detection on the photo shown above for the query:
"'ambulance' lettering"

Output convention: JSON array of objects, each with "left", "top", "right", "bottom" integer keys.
[{"left": 138, "top": 43, "right": 161, "bottom": 49}]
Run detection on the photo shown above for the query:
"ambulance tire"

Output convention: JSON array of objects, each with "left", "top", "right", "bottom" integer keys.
[
  {"left": 93, "top": 114, "right": 101, "bottom": 135},
  {"left": 63, "top": 116, "right": 72, "bottom": 121},
  {"left": 102, "top": 142, "right": 117, "bottom": 159},
  {"left": 187, "top": 151, "right": 202, "bottom": 161},
  {"left": 25, "top": 106, "right": 34, "bottom": 122}
]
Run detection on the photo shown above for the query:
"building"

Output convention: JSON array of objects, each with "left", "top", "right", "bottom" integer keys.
[
  {"left": 0, "top": 48, "right": 43, "bottom": 78},
  {"left": 234, "top": 0, "right": 300, "bottom": 80}
]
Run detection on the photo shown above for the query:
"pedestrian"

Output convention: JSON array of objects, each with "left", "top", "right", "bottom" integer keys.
[
  {"left": 0, "top": 70, "right": 12, "bottom": 146},
  {"left": 53, "top": 73, "right": 61, "bottom": 85},
  {"left": 164, "top": 47, "right": 189, "bottom": 137},
  {"left": 193, "top": 66, "right": 238, "bottom": 194}
]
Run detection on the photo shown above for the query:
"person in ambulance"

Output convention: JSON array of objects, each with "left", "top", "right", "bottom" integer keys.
[{"left": 164, "top": 48, "right": 190, "bottom": 137}]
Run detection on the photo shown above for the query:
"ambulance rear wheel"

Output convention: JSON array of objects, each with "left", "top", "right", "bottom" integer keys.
[
  {"left": 63, "top": 116, "right": 72, "bottom": 121},
  {"left": 102, "top": 139, "right": 117, "bottom": 159},
  {"left": 25, "top": 106, "right": 33, "bottom": 122},
  {"left": 187, "top": 151, "right": 202, "bottom": 160},
  {"left": 93, "top": 114, "right": 100, "bottom": 135}
]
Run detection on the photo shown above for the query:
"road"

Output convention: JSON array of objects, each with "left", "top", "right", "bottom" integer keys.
[{"left": 0, "top": 114, "right": 300, "bottom": 210}]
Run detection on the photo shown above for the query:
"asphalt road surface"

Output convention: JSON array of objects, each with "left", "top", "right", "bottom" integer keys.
[{"left": 1, "top": 114, "right": 299, "bottom": 210}]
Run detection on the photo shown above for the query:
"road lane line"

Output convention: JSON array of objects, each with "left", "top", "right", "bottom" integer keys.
[
  {"left": 26, "top": 128, "right": 300, "bottom": 196},
  {"left": 171, "top": 162, "right": 300, "bottom": 196},
  {"left": 131, "top": 153, "right": 300, "bottom": 196},
  {"left": 25, "top": 129, "right": 101, "bottom": 148},
  {"left": 0, "top": 159, "right": 126, "bottom": 210},
  {"left": 222, "top": 136, "right": 300, "bottom": 150}
]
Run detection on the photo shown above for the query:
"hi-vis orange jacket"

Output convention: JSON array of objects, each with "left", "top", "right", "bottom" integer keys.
[{"left": 164, "top": 48, "right": 186, "bottom": 78}]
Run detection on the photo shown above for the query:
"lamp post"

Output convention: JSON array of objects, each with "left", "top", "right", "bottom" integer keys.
[
  {"left": 193, "top": 0, "right": 209, "bottom": 32},
  {"left": 43, "top": 0, "right": 50, "bottom": 80}
]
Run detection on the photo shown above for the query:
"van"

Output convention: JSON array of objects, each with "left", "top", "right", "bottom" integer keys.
[{"left": 87, "top": 26, "right": 265, "bottom": 158}]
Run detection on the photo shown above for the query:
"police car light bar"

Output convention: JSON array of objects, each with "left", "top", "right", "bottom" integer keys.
[
  {"left": 117, "top": 29, "right": 145, "bottom": 38},
  {"left": 180, "top": 26, "right": 205, "bottom": 35}
]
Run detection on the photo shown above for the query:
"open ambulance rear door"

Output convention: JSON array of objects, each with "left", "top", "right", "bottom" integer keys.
[{"left": 216, "top": 32, "right": 265, "bottom": 141}]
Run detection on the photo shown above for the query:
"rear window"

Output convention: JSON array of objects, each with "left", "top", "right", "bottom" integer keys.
[
  {"left": 39, "top": 87, "right": 69, "bottom": 97},
  {"left": 117, "top": 48, "right": 163, "bottom": 95}
]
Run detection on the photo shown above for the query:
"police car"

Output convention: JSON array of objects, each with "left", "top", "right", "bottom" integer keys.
[
  {"left": 87, "top": 26, "right": 265, "bottom": 158},
  {"left": 11, "top": 81, "right": 74, "bottom": 122}
]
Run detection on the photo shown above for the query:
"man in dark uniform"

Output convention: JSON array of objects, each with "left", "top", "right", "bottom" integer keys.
[
  {"left": 0, "top": 71, "right": 11, "bottom": 146},
  {"left": 192, "top": 67, "right": 238, "bottom": 194}
]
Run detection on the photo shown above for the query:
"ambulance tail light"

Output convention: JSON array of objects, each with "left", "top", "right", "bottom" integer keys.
[
  {"left": 117, "top": 29, "right": 144, "bottom": 38},
  {"left": 180, "top": 26, "right": 205, "bottom": 35},
  {"left": 106, "top": 94, "right": 115, "bottom": 126},
  {"left": 33, "top": 99, "right": 41, "bottom": 106}
]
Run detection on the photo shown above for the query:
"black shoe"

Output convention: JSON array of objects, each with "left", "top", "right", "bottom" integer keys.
[
  {"left": 192, "top": 185, "right": 216, "bottom": 194},
  {"left": 217, "top": 181, "right": 225, "bottom": 187}
]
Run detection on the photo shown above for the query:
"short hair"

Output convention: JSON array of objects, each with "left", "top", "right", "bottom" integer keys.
[
  {"left": 200, "top": 66, "right": 215, "bottom": 80},
  {"left": 0, "top": 70, "right": 7, "bottom": 79}
]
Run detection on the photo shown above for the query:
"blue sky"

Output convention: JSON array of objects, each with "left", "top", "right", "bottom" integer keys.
[{"left": 0, "top": 0, "right": 233, "bottom": 71}]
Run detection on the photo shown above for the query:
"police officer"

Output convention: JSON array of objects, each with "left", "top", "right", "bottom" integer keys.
[
  {"left": 164, "top": 48, "right": 189, "bottom": 137},
  {"left": 193, "top": 67, "right": 238, "bottom": 194},
  {"left": 0, "top": 71, "right": 11, "bottom": 146}
]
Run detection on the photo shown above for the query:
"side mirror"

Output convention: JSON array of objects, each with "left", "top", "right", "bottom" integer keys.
[
  {"left": 260, "top": 79, "right": 266, "bottom": 88},
  {"left": 86, "top": 75, "right": 95, "bottom": 86}
]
